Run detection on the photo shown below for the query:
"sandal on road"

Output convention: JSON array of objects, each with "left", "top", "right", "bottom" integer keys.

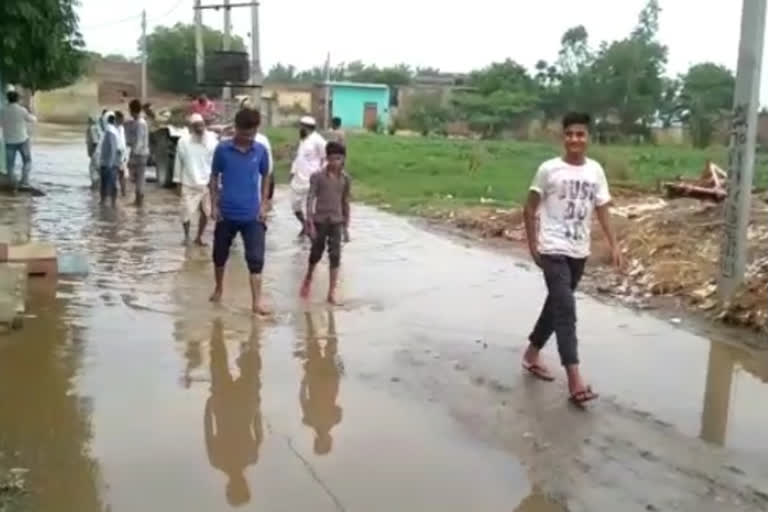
[
  {"left": 569, "top": 386, "right": 599, "bottom": 407},
  {"left": 522, "top": 361, "right": 555, "bottom": 382}
]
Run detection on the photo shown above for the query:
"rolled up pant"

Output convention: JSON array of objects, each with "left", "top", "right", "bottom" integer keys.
[
  {"left": 212, "top": 218, "right": 266, "bottom": 274},
  {"left": 99, "top": 166, "right": 119, "bottom": 202},
  {"left": 528, "top": 254, "right": 586, "bottom": 367},
  {"left": 5, "top": 139, "right": 32, "bottom": 186},
  {"left": 309, "top": 221, "right": 343, "bottom": 269}
]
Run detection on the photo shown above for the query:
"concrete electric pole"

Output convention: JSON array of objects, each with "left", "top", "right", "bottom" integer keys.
[
  {"left": 194, "top": 0, "right": 204, "bottom": 85},
  {"left": 250, "top": 0, "right": 262, "bottom": 108},
  {"left": 141, "top": 9, "right": 147, "bottom": 101},
  {"left": 222, "top": 0, "right": 232, "bottom": 100},
  {"left": 719, "top": 0, "right": 767, "bottom": 299}
]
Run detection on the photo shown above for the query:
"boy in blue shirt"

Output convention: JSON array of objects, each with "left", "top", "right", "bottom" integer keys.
[{"left": 209, "top": 109, "right": 271, "bottom": 315}]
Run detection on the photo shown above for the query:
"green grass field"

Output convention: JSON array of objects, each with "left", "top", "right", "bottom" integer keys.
[{"left": 266, "top": 128, "right": 767, "bottom": 212}]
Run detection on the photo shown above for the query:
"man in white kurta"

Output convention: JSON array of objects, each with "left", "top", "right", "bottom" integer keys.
[{"left": 174, "top": 113, "right": 218, "bottom": 246}]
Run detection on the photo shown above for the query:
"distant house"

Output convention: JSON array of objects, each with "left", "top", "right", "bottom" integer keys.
[{"left": 316, "top": 82, "right": 391, "bottom": 130}]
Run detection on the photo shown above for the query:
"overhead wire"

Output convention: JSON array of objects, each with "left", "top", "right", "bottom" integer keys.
[{"left": 80, "top": 0, "right": 187, "bottom": 31}]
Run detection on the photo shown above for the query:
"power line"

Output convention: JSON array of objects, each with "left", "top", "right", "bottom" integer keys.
[{"left": 80, "top": 0, "right": 186, "bottom": 31}]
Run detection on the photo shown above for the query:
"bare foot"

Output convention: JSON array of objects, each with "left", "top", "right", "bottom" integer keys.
[
  {"left": 252, "top": 303, "right": 271, "bottom": 316},
  {"left": 300, "top": 280, "right": 311, "bottom": 299},
  {"left": 209, "top": 289, "right": 222, "bottom": 303},
  {"left": 182, "top": 238, "right": 190, "bottom": 247},
  {"left": 327, "top": 293, "right": 341, "bottom": 306},
  {"left": 193, "top": 238, "right": 208, "bottom": 247}
]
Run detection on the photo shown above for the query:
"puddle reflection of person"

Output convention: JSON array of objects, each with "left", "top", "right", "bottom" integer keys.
[
  {"left": 204, "top": 319, "right": 263, "bottom": 506},
  {"left": 300, "top": 311, "right": 343, "bottom": 455},
  {"left": 514, "top": 485, "right": 564, "bottom": 511}
]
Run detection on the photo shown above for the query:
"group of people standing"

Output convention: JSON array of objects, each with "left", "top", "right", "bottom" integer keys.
[
  {"left": 166, "top": 105, "right": 350, "bottom": 312},
  {"left": 86, "top": 99, "right": 150, "bottom": 207}
]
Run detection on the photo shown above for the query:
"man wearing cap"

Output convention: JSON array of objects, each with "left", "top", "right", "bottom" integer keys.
[
  {"left": 290, "top": 116, "right": 326, "bottom": 236},
  {"left": 174, "top": 113, "right": 218, "bottom": 246}
]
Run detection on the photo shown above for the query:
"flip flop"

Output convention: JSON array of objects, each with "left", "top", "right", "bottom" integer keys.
[
  {"left": 569, "top": 386, "right": 599, "bottom": 407},
  {"left": 522, "top": 361, "right": 555, "bottom": 382}
]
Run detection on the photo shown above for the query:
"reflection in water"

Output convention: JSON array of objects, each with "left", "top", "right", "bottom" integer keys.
[
  {"left": 0, "top": 290, "right": 104, "bottom": 511},
  {"left": 299, "top": 311, "right": 344, "bottom": 455},
  {"left": 700, "top": 341, "right": 734, "bottom": 445},
  {"left": 514, "top": 486, "right": 567, "bottom": 512},
  {"left": 204, "top": 319, "right": 263, "bottom": 506},
  {"left": 699, "top": 338, "right": 768, "bottom": 448}
]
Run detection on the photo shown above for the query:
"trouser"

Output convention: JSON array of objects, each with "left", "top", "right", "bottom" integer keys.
[
  {"left": 5, "top": 139, "right": 31, "bottom": 185},
  {"left": 129, "top": 154, "right": 148, "bottom": 203},
  {"left": 268, "top": 174, "right": 275, "bottom": 200},
  {"left": 99, "top": 166, "right": 119, "bottom": 203},
  {"left": 212, "top": 218, "right": 266, "bottom": 274},
  {"left": 529, "top": 254, "right": 587, "bottom": 367},
  {"left": 309, "top": 221, "right": 343, "bottom": 269}
]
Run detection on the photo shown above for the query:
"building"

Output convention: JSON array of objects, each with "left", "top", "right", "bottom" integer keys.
[
  {"left": 33, "top": 57, "right": 154, "bottom": 124},
  {"left": 315, "top": 82, "right": 391, "bottom": 130}
]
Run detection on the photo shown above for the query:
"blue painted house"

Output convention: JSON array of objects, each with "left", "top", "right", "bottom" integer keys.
[{"left": 327, "top": 82, "right": 390, "bottom": 130}]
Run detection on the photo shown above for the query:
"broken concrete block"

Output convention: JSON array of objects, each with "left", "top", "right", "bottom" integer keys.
[
  {"left": 0, "top": 242, "right": 57, "bottom": 277},
  {"left": 0, "top": 263, "right": 27, "bottom": 328}
]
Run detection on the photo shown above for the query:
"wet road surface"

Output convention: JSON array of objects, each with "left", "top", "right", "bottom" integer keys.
[{"left": 0, "top": 137, "right": 767, "bottom": 512}]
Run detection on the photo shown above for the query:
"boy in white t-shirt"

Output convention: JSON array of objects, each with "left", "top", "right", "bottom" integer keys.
[{"left": 522, "top": 112, "right": 623, "bottom": 406}]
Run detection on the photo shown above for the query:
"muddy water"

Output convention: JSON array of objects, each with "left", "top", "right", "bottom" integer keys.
[{"left": 0, "top": 137, "right": 766, "bottom": 511}]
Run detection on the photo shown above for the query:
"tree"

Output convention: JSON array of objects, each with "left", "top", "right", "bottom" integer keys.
[
  {"left": 406, "top": 93, "right": 452, "bottom": 135},
  {"left": 467, "top": 59, "right": 537, "bottom": 96},
  {"left": 144, "top": 23, "right": 246, "bottom": 95},
  {"left": 589, "top": 0, "right": 667, "bottom": 133},
  {"left": 453, "top": 60, "right": 539, "bottom": 138},
  {"left": 657, "top": 77, "right": 681, "bottom": 128},
  {"left": 265, "top": 63, "right": 298, "bottom": 83},
  {"left": 104, "top": 53, "right": 131, "bottom": 63},
  {"left": 453, "top": 89, "right": 538, "bottom": 138},
  {"left": 0, "top": 0, "right": 86, "bottom": 93},
  {"left": 679, "top": 63, "right": 735, "bottom": 147}
]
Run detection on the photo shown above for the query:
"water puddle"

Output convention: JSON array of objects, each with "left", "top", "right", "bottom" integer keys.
[{"left": 0, "top": 139, "right": 765, "bottom": 510}]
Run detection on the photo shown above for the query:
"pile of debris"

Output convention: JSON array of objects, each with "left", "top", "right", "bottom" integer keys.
[
  {"left": 662, "top": 160, "right": 727, "bottom": 202},
  {"left": 600, "top": 198, "right": 768, "bottom": 331}
]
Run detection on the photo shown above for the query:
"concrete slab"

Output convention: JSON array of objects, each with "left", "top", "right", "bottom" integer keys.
[{"left": 0, "top": 263, "right": 27, "bottom": 329}]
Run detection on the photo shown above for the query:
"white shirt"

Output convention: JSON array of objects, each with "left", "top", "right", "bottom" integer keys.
[
  {"left": 530, "top": 157, "right": 611, "bottom": 259},
  {"left": 173, "top": 130, "right": 218, "bottom": 188},
  {"left": 1, "top": 103, "right": 37, "bottom": 144},
  {"left": 117, "top": 125, "right": 129, "bottom": 165},
  {"left": 290, "top": 131, "right": 326, "bottom": 192},
  {"left": 255, "top": 132, "right": 274, "bottom": 175}
]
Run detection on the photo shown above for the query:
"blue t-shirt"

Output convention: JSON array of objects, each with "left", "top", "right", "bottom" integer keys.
[{"left": 211, "top": 139, "right": 270, "bottom": 221}]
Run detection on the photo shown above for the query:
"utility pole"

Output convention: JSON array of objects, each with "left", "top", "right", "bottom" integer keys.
[
  {"left": 194, "top": 0, "right": 204, "bottom": 86},
  {"left": 324, "top": 52, "right": 332, "bottom": 130},
  {"left": 141, "top": 9, "right": 147, "bottom": 101},
  {"left": 222, "top": 0, "right": 232, "bottom": 100},
  {"left": 719, "top": 0, "right": 767, "bottom": 299},
  {"left": 250, "top": 0, "right": 262, "bottom": 109}
]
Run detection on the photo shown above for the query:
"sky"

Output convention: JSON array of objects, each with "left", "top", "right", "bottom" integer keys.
[{"left": 77, "top": 0, "right": 768, "bottom": 100}]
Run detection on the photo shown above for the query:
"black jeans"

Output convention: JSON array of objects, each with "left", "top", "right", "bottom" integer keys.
[
  {"left": 309, "top": 221, "right": 343, "bottom": 269},
  {"left": 529, "top": 254, "right": 586, "bottom": 367}
]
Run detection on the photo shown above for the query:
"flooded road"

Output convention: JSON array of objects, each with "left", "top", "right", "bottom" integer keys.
[{"left": 0, "top": 137, "right": 767, "bottom": 512}]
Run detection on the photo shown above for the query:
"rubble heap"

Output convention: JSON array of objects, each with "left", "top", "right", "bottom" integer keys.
[{"left": 607, "top": 198, "right": 767, "bottom": 331}]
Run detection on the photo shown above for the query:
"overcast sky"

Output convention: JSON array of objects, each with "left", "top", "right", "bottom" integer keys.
[{"left": 77, "top": 0, "right": 768, "bottom": 100}]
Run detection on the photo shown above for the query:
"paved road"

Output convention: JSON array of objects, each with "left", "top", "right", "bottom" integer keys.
[{"left": 0, "top": 139, "right": 766, "bottom": 512}]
